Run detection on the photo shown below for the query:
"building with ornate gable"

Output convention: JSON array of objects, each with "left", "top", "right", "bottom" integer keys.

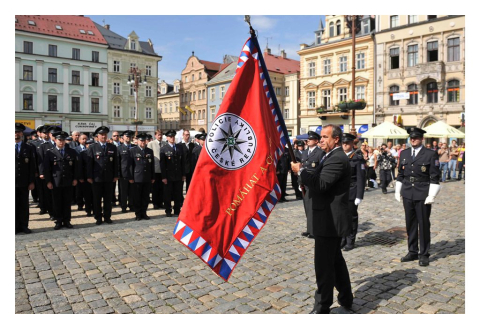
[{"left": 157, "top": 79, "right": 181, "bottom": 131}]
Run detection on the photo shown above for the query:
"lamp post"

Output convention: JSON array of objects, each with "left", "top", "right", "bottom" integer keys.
[
  {"left": 127, "top": 67, "right": 147, "bottom": 136},
  {"left": 345, "top": 15, "right": 361, "bottom": 137}
]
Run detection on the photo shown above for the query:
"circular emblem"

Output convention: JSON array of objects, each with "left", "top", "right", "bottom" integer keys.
[{"left": 206, "top": 113, "right": 257, "bottom": 171}]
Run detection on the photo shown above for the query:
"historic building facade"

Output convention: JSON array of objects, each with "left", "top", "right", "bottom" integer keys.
[
  {"left": 298, "top": 15, "right": 376, "bottom": 136},
  {"left": 157, "top": 79, "right": 181, "bottom": 131},
  {"left": 95, "top": 23, "right": 162, "bottom": 136},
  {"left": 15, "top": 15, "right": 109, "bottom": 134},
  {"left": 374, "top": 15, "right": 465, "bottom": 132}
]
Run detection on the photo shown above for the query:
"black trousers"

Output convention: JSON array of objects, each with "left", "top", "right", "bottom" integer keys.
[
  {"left": 31, "top": 185, "right": 38, "bottom": 201},
  {"left": 133, "top": 182, "right": 151, "bottom": 217},
  {"left": 36, "top": 177, "right": 45, "bottom": 210},
  {"left": 313, "top": 236, "right": 353, "bottom": 313},
  {"left": 92, "top": 181, "right": 113, "bottom": 221},
  {"left": 277, "top": 172, "right": 288, "bottom": 199},
  {"left": 111, "top": 181, "right": 118, "bottom": 203},
  {"left": 80, "top": 181, "right": 93, "bottom": 214},
  {"left": 42, "top": 179, "right": 54, "bottom": 217},
  {"left": 344, "top": 201, "right": 359, "bottom": 246},
  {"left": 185, "top": 172, "right": 193, "bottom": 193},
  {"left": 164, "top": 180, "right": 183, "bottom": 214},
  {"left": 15, "top": 186, "right": 30, "bottom": 231},
  {"left": 119, "top": 178, "right": 134, "bottom": 210},
  {"left": 291, "top": 172, "right": 302, "bottom": 198},
  {"left": 76, "top": 182, "right": 85, "bottom": 209},
  {"left": 52, "top": 186, "right": 73, "bottom": 223},
  {"left": 152, "top": 173, "right": 164, "bottom": 208},
  {"left": 458, "top": 161, "right": 465, "bottom": 179},
  {"left": 380, "top": 169, "right": 392, "bottom": 191},
  {"left": 403, "top": 198, "right": 431, "bottom": 257}
]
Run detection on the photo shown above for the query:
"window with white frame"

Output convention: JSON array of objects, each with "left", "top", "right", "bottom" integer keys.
[
  {"left": 285, "top": 86, "right": 289, "bottom": 96},
  {"left": 71, "top": 97, "right": 80, "bottom": 112},
  {"left": 114, "top": 60, "right": 120, "bottom": 72},
  {"left": 145, "top": 65, "right": 152, "bottom": 76},
  {"left": 390, "top": 48, "right": 400, "bottom": 69},
  {"left": 185, "top": 76, "right": 188, "bottom": 83},
  {"left": 210, "top": 88, "right": 215, "bottom": 100},
  {"left": 408, "top": 15, "right": 418, "bottom": 24},
  {"left": 145, "top": 107, "right": 152, "bottom": 119},
  {"left": 356, "top": 52, "right": 365, "bottom": 69},
  {"left": 338, "top": 88, "right": 347, "bottom": 102},
  {"left": 175, "top": 102, "right": 178, "bottom": 112},
  {"left": 113, "top": 82, "right": 120, "bottom": 95},
  {"left": 164, "top": 103, "right": 167, "bottom": 113},
  {"left": 130, "top": 40, "right": 136, "bottom": 50},
  {"left": 324, "top": 59, "right": 331, "bottom": 75},
  {"left": 220, "top": 86, "right": 225, "bottom": 98},
  {"left": 202, "top": 90, "right": 206, "bottom": 99},
  {"left": 339, "top": 56, "right": 347, "bottom": 72},
  {"left": 130, "top": 107, "right": 136, "bottom": 118},
  {"left": 329, "top": 22, "right": 334, "bottom": 37},
  {"left": 407, "top": 45, "right": 418, "bottom": 67},
  {"left": 309, "top": 61, "right": 316, "bottom": 77},
  {"left": 322, "top": 90, "right": 331, "bottom": 109},
  {"left": 199, "top": 72, "right": 202, "bottom": 79},
  {"left": 210, "top": 107, "right": 216, "bottom": 121},
  {"left": 91, "top": 98, "right": 100, "bottom": 113},
  {"left": 362, "top": 19, "right": 370, "bottom": 33},
  {"left": 146, "top": 86, "right": 152, "bottom": 97},
  {"left": 161, "top": 87, "right": 166, "bottom": 94},
  {"left": 308, "top": 91, "right": 316, "bottom": 108},
  {"left": 170, "top": 103, "right": 173, "bottom": 112},
  {"left": 113, "top": 105, "right": 121, "bottom": 118},
  {"left": 284, "top": 109, "right": 290, "bottom": 119},
  {"left": 390, "top": 15, "right": 399, "bottom": 28},
  {"left": 448, "top": 38, "right": 460, "bottom": 62},
  {"left": 355, "top": 86, "right": 365, "bottom": 100},
  {"left": 174, "top": 85, "right": 179, "bottom": 92},
  {"left": 427, "top": 41, "right": 439, "bottom": 62},
  {"left": 275, "top": 87, "right": 281, "bottom": 96}
]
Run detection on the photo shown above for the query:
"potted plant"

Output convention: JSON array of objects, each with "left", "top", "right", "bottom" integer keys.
[
  {"left": 316, "top": 106, "right": 325, "bottom": 114},
  {"left": 338, "top": 99, "right": 367, "bottom": 111}
]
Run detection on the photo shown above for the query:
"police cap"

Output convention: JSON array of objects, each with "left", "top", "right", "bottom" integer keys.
[
  {"left": 52, "top": 131, "right": 69, "bottom": 140},
  {"left": 307, "top": 131, "right": 320, "bottom": 140},
  {"left": 66, "top": 136, "right": 73, "bottom": 141},
  {"left": 86, "top": 139, "right": 95, "bottom": 145},
  {"left": 407, "top": 127, "right": 426, "bottom": 138},
  {"left": 121, "top": 130, "right": 134, "bottom": 137},
  {"left": 165, "top": 129, "right": 176, "bottom": 137},
  {"left": 197, "top": 133, "right": 207, "bottom": 141},
  {"left": 30, "top": 130, "right": 38, "bottom": 136},
  {"left": 15, "top": 123, "right": 26, "bottom": 132},
  {"left": 342, "top": 133, "right": 356, "bottom": 143},
  {"left": 146, "top": 134, "right": 153, "bottom": 140},
  {"left": 296, "top": 140, "right": 305, "bottom": 147},
  {"left": 136, "top": 133, "right": 147, "bottom": 141},
  {"left": 47, "top": 126, "right": 62, "bottom": 133},
  {"left": 36, "top": 125, "right": 45, "bottom": 133},
  {"left": 94, "top": 126, "right": 110, "bottom": 135}
]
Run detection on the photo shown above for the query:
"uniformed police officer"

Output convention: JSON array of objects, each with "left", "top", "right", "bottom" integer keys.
[
  {"left": 191, "top": 133, "right": 206, "bottom": 173},
  {"left": 299, "top": 131, "right": 325, "bottom": 238},
  {"left": 86, "top": 126, "right": 119, "bottom": 225},
  {"left": 77, "top": 138, "right": 95, "bottom": 216},
  {"left": 341, "top": 133, "right": 366, "bottom": 251},
  {"left": 180, "top": 130, "right": 195, "bottom": 193},
  {"left": 44, "top": 131, "right": 79, "bottom": 230},
  {"left": 128, "top": 133, "right": 155, "bottom": 220},
  {"left": 395, "top": 127, "right": 441, "bottom": 267},
  {"left": 30, "top": 126, "right": 46, "bottom": 212},
  {"left": 276, "top": 147, "right": 291, "bottom": 202},
  {"left": 291, "top": 140, "right": 305, "bottom": 200},
  {"left": 118, "top": 130, "right": 136, "bottom": 213},
  {"left": 38, "top": 125, "right": 62, "bottom": 220},
  {"left": 15, "top": 123, "right": 36, "bottom": 234},
  {"left": 27, "top": 130, "right": 40, "bottom": 203},
  {"left": 160, "top": 130, "right": 186, "bottom": 217}
]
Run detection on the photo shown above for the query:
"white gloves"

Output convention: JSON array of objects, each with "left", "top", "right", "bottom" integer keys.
[
  {"left": 354, "top": 198, "right": 362, "bottom": 206},
  {"left": 395, "top": 181, "right": 403, "bottom": 202},
  {"left": 425, "top": 184, "right": 441, "bottom": 205}
]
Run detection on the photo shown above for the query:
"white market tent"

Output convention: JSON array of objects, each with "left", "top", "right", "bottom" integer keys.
[
  {"left": 360, "top": 121, "right": 409, "bottom": 139},
  {"left": 422, "top": 121, "right": 465, "bottom": 138}
]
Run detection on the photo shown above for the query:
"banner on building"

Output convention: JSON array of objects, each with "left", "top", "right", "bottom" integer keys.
[{"left": 70, "top": 121, "right": 102, "bottom": 132}]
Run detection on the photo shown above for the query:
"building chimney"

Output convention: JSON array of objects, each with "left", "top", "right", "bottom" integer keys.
[
  {"left": 104, "top": 24, "right": 110, "bottom": 30},
  {"left": 280, "top": 49, "right": 287, "bottom": 58}
]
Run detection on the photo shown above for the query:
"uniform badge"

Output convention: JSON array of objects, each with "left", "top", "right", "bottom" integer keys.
[
  {"left": 148, "top": 159, "right": 151, "bottom": 163},
  {"left": 361, "top": 164, "right": 365, "bottom": 170},
  {"left": 312, "top": 162, "right": 316, "bottom": 167},
  {"left": 69, "top": 161, "right": 73, "bottom": 166},
  {"left": 110, "top": 157, "right": 113, "bottom": 161},
  {"left": 25, "top": 158, "right": 29, "bottom": 163},
  {"left": 421, "top": 166, "right": 426, "bottom": 172}
]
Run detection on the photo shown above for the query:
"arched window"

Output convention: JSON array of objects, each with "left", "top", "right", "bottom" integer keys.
[
  {"left": 329, "top": 22, "right": 334, "bottom": 37},
  {"left": 336, "top": 20, "right": 341, "bottom": 36},
  {"left": 198, "top": 110, "right": 201, "bottom": 120},
  {"left": 408, "top": 84, "right": 418, "bottom": 105},
  {"left": 202, "top": 109, "right": 206, "bottom": 119},
  {"left": 447, "top": 80, "right": 460, "bottom": 102},
  {"left": 427, "top": 82, "right": 438, "bottom": 103},
  {"left": 389, "top": 85, "right": 399, "bottom": 106}
]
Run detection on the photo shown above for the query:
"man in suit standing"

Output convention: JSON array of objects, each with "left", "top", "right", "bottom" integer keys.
[
  {"left": 291, "top": 140, "right": 305, "bottom": 201},
  {"left": 276, "top": 148, "right": 291, "bottom": 202},
  {"left": 148, "top": 129, "right": 166, "bottom": 209},
  {"left": 15, "top": 123, "right": 36, "bottom": 234},
  {"left": 160, "top": 130, "right": 186, "bottom": 217},
  {"left": 180, "top": 130, "right": 195, "bottom": 192},
  {"left": 341, "top": 133, "right": 366, "bottom": 251},
  {"left": 74, "top": 134, "right": 88, "bottom": 211},
  {"left": 395, "top": 127, "right": 441, "bottom": 267},
  {"left": 77, "top": 138, "right": 94, "bottom": 216},
  {"left": 117, "top": 131, "right": 136, "bottom": 213},
  {"left": 291, "top": 124, "right": 353, "bottom": 314}
]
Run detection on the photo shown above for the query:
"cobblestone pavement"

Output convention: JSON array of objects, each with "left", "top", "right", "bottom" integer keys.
[{"left": 15, "top": 179, "right": 465, "bottom": 314}]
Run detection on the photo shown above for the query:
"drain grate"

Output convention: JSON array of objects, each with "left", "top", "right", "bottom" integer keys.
[
  {"left": 366, "top": 235, "right": 400, "bottom": 246},
  {"left": 385, "top": 226, "right": 408, "bottom": 239}
]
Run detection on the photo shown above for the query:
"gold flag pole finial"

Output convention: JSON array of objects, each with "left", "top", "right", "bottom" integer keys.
[{"left": 244, "top": 15, "right": 255, "bottom": 37}]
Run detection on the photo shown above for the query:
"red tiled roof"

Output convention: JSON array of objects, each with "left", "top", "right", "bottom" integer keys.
[
  {"left": 15, "top": 15, "right": 108, "bottom": 45},
  {"left": 263, "top": 53, "right": 300, "bottom": 74},
  {"left": 199, "top": 60, "right": 222, "bottom": 72}
]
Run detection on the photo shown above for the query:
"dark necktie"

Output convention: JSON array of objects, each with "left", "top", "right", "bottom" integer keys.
[
  {"left": 412, "top": 149, "right": 416, "bottom": 160},
  {"left": 173, "top": 145, "right": 176, "bottom": 153},
  {"left": 102, "top": 144, "right": 106, "bottom": 152},
  {"left": 15, "top": 143, "right": 19, "bottom": 156},
  {"left": 61, "top": 149, "right": 64, "bottom": 157},
  {"left": 320, "top": 154, "right": 327, "bottom": 164}
]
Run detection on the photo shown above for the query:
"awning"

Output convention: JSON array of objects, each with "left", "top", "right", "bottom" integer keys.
[
  {"left": 423, "top": 121, "right": 465, "bottom": 138},
  {"left": 361, "top": 121, "right": 409, "bottom": 139}
]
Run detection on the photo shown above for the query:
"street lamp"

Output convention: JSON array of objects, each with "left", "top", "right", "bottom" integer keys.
[
  {"left": 345, "top": 15, "right": 361, "bottom": 137},
  {"left": 127, "top": 67, "right": 147, "bottom": 136}
]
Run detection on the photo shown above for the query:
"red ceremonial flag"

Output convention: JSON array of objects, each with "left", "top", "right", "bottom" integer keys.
[{"left": 172, "top": 36, "right": 289, "bottom": 281}]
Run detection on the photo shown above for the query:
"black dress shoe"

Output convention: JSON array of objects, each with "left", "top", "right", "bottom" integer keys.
[
  {"left": 301, "top": 232, "right": 309, "bottom": 237},
  {"left": 135, "top": 216, "right": 142, "bottom": 221},
  {"left": 104, "top": 218, "right": 113, "bottom": 224},
  {"left": 419, "top": 256, "right": 430, "bottom": 266},
  {"left": 86, "top": 213, "right": 93, "bottom": 217},
  {"left": 307, "top": 234, "right": 315, "bottom": 239},
  {"left": 78, "top": 207, "right": 84, "bottom": 211},
  {"left": 63, "top": 222, "right": 73, "bottom": 229},
  {"left": 296, "top": 196, "right": 303, "bottom": 200},
  {"left": 39, "top": 210, "right": 47, "bottom": 215},
  {"left": 153, "top": 206, "right": 160, "bottom": 209},
  {"left": 121, "top": 208, "right": 127, "bottom": 213},
  {"left": 22, "top": 227, "right": 32, "bottom": 234},
  {"left": 401, "top": 253, "right": 419, "bottom": 262},
  {"left": 142, "top": 214, "right": 151, "bottom": 220},
  {"left": 96, "top": 220, "right": 102, "bottom": 225},
  {"left": 382, "top": 190, "right": 387, "bottom": 194},
  {"left": 166, "top": 213, "right": 172, "bottom": 217},
  {"left": 50, "top": 216, "right": 56, "bottom": 221},
  {"left": 343, "top": 244, "right": 354, "bottom": 251},
  {"left": 54, "top": 223, "right": 62, "bottom": 230}
]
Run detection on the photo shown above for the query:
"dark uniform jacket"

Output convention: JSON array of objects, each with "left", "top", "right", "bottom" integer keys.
[
  {"left": 300, "top": 147, "right": 352, "bottom": 238},
  {"left": 397, "top": 146, "right": 440, "bottom": 201},
  {"left": 37, "top": 141, "right": 55, "bottom": 176},
  {"left": 44, "top": 146, "right": 79, "bottom": 187},
  {"left": 76, "top": 147, "right": 89, "bottom": 182},
  {"left": 129, "top": 146, "right": 155, "bottom": 182},
  {"left": 15, "top": 142, "right": 36, "bottom": 187},
  {"left": 181, "top": 141, "right": 195, "bottom": 174},
  {"left": 118, "top": 143, "right": 136, "bottom": 178},
  {"left": 191, "top": 144, "right": 203, "bottom": 173},
  {"left": 294, "top": 149, "right": 303, "bottom": 163},
  {"left": 347, "top": 150, "right": 366, "bottom": 201},
  {"left": 160, "top": 143, "right": 186, "bottom": 181},
  {"left": 299, "top": 147, "right": 324, "bottom": 186},
  {"left": 86, "top": 142, "right": 119, "bottom": 182},
  {"left": 276, "top": 152, "right": 291, "bottom": 174}
]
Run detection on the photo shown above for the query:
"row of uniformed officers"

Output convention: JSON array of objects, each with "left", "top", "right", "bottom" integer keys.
[{"left": 15, "top": 123, "right": 207, "bottom": 233}]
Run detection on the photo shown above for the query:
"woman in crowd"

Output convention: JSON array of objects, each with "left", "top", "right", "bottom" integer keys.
[{"left": 457, "top": 143, "right": 465, "bottom": 180}]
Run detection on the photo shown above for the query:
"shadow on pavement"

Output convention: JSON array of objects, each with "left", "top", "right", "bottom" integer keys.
[{"left": 430, "top": 238, "right": 465, "bottom": 262}]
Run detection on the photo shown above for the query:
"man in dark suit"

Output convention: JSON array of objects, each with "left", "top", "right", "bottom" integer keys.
[
  {"left": 160, "top": 130, "right": 186, "bottom": 217},
  {"left": 299, "top": 131, "right": 325, "bottom": 238},
  {"left": 74, "top": 134, "right": 88, "bottom": 211},
  {"left": 291, "top": 124, "right": 353, "bottom": 314},
  {"left": 180, "top": 130, "right": 195, "bottom": 192},
  {"left": 128, "top": 133, "right": 155, "bottom": 220},
  {"left": 15, "top": 123, "right": 36, "bottom": 234},
  {"left": 276, "top": 148, "right": 291, "bottom": 202},
  {"left": 86, "top": 126, "right": 119, "bottom": 225},
  {"left": 291, "top": 140, "right": 304, "bottom": 200},
  {"left": 44, "top": 131, "right": 79, "bottom": 230},
  {"left": 118, "top": 131, "right": 136, "bottom": 213},
  {"left": 396, "top": 127, "right": 441, "bottom": 267},
  {"left": 341, "top": 133, "right": 366, "bottom": 251},
  {"left": 191, "top": 133, "right": 206, "bottom": 173},
  {"left": 31, "top": 126, "right": 46, "bottom": 213},
  {"left": 77, "top": 138, "right": 94, "bottom": 216}
]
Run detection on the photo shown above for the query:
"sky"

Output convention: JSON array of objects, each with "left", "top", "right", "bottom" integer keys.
[{"left": 87, "top": 15, "right": 324, "bottom": 83}]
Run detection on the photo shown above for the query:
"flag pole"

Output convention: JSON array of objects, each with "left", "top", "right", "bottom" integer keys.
[{"left": 244, "top": 16, "right": 297, "bottom": 164}]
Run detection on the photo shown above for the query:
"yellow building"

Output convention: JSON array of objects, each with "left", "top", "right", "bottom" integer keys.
[
  {"left": 298, "top": 15, "right": 375, "bottom": 135},
  {"left": 374, "top": 15, "right": 465, "bottom": 134},
  {"left": 157, "top": 80, "right": 180, "bottom": 131}
]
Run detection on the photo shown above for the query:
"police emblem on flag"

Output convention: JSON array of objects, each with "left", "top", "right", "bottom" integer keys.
[{"left": 206, "top": 113, "right": 257, "bottom": 170}]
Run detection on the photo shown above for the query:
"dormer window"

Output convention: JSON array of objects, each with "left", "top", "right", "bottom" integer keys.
[
  {"left": 28, "top": 20, "right": 36, "bottom": 26},
  {"left": 131, "top": 40, "right": 136, "bottom": 50},
  {"left": 87, "top": 31, "right": 94, "bottom": 35},
  {"left": 15, "top": 18, "right": 18, "bottom": 23},
  {"left": 56, "top": 25, "right": 63, "bottom": 30},
  {"left": 80, "top": 29, "right": 86, "bottom": 34}
]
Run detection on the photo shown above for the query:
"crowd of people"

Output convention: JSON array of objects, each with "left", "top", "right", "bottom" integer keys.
[{"left": 15, "top": 123, "right": 207, "bottom": 234}]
